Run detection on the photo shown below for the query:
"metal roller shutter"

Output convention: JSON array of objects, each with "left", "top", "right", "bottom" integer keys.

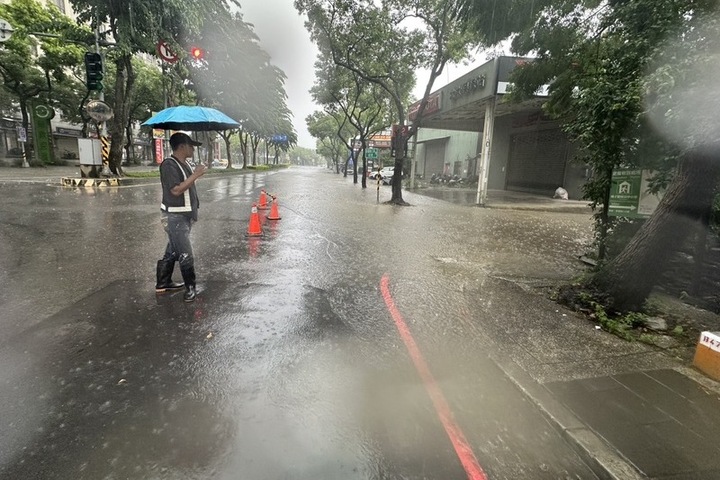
[
  {"left": 424, "top": 139, "right": 447, "bottom": 176},
  {"left": 506, "top": 129, "right": 568, "bottom": 194}
]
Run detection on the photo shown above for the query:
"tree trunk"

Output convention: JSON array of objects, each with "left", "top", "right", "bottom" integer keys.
[
  {"left": 224, "top": 133, "right": 233, "bottom": 169},
  {"left": 597, "top": 167, "right": 613, "bottom": 261},
  {"left": 390, "top": 130, "right": 410, "bottom": 204},
  {"left": 591, "top": 144, "right": 720, "bottom": 311},
  {"left": 108, "top": 54, "right": 135, "bottom": 176},
  {"left": 251, "top": 136, "right": 259, "bottom": 166},
  {"left": 239, "top": 131, "right": 248, "bottom": 168}
]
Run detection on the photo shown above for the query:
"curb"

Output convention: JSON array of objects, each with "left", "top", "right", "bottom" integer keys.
[
  {"left": 61, "top": 177, "right": 122, "bottom": 187},
  {"left": 59, "top": 176, "right": 159, "bottom": 187},
  {"left": 488, "top": 350, "right": 645, "bottom": 480}
]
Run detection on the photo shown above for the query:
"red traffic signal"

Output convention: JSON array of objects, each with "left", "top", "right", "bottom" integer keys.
[{"left": 190, "top": 46, "right": 204, "bottom": 60}]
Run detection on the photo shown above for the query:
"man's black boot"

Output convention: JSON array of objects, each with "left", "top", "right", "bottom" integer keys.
[
  {"left": 183, "top": 285, "right": 197, "bottom": 303},
  {"left": 180, "top": 265, "right": 197, "bottom": 302},
  {"left": 155, "top": 260, "right": 184, "bottom": 293}
]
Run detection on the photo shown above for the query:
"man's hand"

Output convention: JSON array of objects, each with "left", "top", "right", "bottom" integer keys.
[{"left": 193, "top": 164, "right": 208, "bottom": 178}]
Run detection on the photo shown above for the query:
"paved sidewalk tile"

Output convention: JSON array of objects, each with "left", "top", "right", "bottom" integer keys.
[{"left": 547, "top": 369, "right": 720, "bottom": 479}]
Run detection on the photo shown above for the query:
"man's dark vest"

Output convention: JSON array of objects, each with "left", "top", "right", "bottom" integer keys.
[{"left": 160, "top": 157, "right": 194, "bottom": 214}]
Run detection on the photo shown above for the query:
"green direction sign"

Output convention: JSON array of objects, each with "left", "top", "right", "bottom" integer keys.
[
  {"left": 608, "top": 168, "right": 663, "bottom": 218},
  {"left": 365, "top": 148, "right": 378, "bottom": 159},
  {"left": 31, "top": 104, "right": 55, "bottom": 165}
]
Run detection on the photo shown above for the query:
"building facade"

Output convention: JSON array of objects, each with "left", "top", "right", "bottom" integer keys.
[{"left": 411, "top": 56, "right": 589, "bottom": 200}]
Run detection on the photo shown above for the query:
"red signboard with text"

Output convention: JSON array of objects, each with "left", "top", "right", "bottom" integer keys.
[{"left": 155, "top": 139, "right": 164, "bottom": 164}]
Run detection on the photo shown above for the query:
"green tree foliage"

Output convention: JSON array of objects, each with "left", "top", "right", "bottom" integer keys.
[
  {"left": 184, "top": 5, "right": 295, "bottom": 168},
  {"left": 310, "top": 55, "right": 393, "bottom": 185},
  {"left": 69, "top": 0, "right": 234, "bottom": 173},
  {"left": 297, "top": 0, "right": 483, "bottom": 203},
  {"left": 306, "top": 110, "right": 353, "bottom": 172},
  {"left": 0, "top": 0, "right": 89, "bottom": 156},
  {"left": 496, "top": 0, "right": 720, "bottom": 310},
  {"left": 289, "top": 145, "right": 323, "bottom": 166}
]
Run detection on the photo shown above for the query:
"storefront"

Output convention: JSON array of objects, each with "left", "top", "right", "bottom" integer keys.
[{"left": 410, "top": 56, "right": 588, "bottom": 202}]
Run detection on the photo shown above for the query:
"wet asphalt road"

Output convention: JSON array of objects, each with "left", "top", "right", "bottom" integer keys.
[{"left": 0, "top": 167, "right": 597, "bottom": 479}]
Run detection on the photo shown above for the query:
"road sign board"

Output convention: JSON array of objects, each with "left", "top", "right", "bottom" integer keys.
[
  {"left": 16, "top": 126, "right": 26, "bottom": 142},
  {"left": 608, "top": 168, "right": 664, "bottom": 218},
  {"left": 156, "top": 41, "right": 178, "bottom": 63},
  {"left": 0, "top": 18, "right": 14, "bottom": 42},
  {"left": 365, "top": 148, "right": 378, "bottom": 159}
]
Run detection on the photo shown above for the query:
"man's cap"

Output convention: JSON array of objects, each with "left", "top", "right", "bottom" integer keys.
[{"left": 169, "top": 132, "right": 202, "bottom": 149}]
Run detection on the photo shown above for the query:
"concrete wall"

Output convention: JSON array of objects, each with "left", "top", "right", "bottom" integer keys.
[
  {"left": 487, "top": 115, "right": 512, "bottom": 189},
  {"left": 414, "top": 128, "right": 480, "bottom": 179}
]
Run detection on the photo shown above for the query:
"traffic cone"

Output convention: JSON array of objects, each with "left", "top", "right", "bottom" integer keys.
[
  {"left": 267, "top": 196, "right": 281, "bottom": 220},
  {"left": 258, "top": 189, "right": 269, "bottom": 210},
  {"left": 246, "top": 204, "right": 263, "bottom": 237}
]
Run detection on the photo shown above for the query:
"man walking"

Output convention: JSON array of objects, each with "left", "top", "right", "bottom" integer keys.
[{"left": 156, "top": 132, "right": 207, "bottom": 302}]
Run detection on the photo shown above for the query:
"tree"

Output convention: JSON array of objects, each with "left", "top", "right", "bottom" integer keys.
[
  {"left": 310, "top": 55, "right": 392, "bottom": 186},
  {"left": 69, "top": 0, "right": 231, "bottom": 174},
  {"left": 184, "top": 6, "right": 296, "bottom": 169},
  {"left": 297, "top": 0, "right": 482, "bottom": 204},
  {"left": 493, "top": 0, "right": 720, "bottom": 311},
  {"left": 306, "top": 110, "right": 352, "bottom": 173},
  {"left": 0, "top": 0, "right": 89, "bottom": 163},
  {"left": 125, "top": 59, "right": 164, "bottom": 164},
  {"left": 589, "top": 3, "right": 720, "bottom": 311},
  {"left": 289, "top": 145, "right": 323, "bottom": 166}
]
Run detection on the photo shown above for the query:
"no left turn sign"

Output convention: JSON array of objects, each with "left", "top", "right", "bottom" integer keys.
[{"left": 156, "top": 41, "right": 178, "bottom": 63}]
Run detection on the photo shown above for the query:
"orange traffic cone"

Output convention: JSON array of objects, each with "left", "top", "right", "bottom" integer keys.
[
  {"left": 267, "top": 196, "right": 281, "bottom": 220},
  {"left": 246, "top": 203, "right": 263, "bottom": 237},
  {"left": 258, "top": 189, "right": 269, "bottom": 210}
]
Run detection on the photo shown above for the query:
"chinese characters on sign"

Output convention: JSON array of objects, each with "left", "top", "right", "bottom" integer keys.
[
  {"left": 408, "top": 92, "right": 441, "bottom": 121},
  {"left": 608, "top": 168, "right": 664, "bottom": 218}
]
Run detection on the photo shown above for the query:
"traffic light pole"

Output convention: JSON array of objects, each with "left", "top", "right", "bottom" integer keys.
[{"left": 95, "top": 13, "right": 112, "bottom": 177}]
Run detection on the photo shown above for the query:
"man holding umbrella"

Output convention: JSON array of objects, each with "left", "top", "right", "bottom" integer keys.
[{"left": 155, "top": 132, "right": 207, "bottom": 302}]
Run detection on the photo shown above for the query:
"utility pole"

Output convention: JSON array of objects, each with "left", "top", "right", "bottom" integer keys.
[{"left": 95, "top": 10, "right": 112, "bottom": 177}]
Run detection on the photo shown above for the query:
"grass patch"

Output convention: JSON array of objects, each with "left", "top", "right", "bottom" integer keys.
[
  {"left": 124, "top": 170, "right": 159, "bottom": 178},
  {"left": 123, "top": 163, "right": 290, "bottom": 178},
  {"left": 554, "top": 283, "right": 691, "bottom": 345}
]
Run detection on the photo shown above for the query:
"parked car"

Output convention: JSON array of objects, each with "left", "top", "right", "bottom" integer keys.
[
  {"left": 366, "top": 168, "right": 381, "bottom": 180},
  {"left": 379, "top": 166, "right": 395, "bottom": 184}
]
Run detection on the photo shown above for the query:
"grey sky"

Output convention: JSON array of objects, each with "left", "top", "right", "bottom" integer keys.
[
  {"left": 239, "top": 0, "right": 319, "bottom": 149},
  {"left": 238, "top": 1, "right": 501, "bottom": 149}
]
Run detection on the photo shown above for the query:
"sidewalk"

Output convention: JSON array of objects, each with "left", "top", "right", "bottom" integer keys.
[
  {"left": 486, "top": 277, "right": 720, "bottom": 480},
  {"left": 0, "top": 164, "right": 159, "bottom": 184},
  {"left": 410, "top": 184, "right": 720, "bottom": 478},
  {"left": 411, "top": 185, "right": 594, "bottom": 213}
]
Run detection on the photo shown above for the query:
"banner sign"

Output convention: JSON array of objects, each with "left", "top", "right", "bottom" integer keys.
[
  {"left": 608, "top": 169, "right": 664, "bottom": 218},
  {"left": 155, "top": 139, "right": 164, "bottom": 164},
  {"left": 31, "top": 104, "right": 55, "bottom": 164}
]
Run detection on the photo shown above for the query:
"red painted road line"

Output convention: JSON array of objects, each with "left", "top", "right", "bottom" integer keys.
[{"left": 380, "top": 275, "right": 489, "bottom": 480}]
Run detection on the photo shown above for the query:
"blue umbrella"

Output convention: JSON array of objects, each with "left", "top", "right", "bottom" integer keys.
[{"left": 142, "top": 105, "right": 240, "bottom": 131}]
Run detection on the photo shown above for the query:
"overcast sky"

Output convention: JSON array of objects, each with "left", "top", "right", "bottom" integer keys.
[
  {"left": 239, "top": 0, "right": 319, "bottom": 149},
  {"left": 238, "top": 1, "right": 500, "bottom": 149}
]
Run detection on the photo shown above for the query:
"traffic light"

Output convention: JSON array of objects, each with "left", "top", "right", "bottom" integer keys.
[
  {"left": 190, "top": 46, "right": 204, "bottom": 60},
  {"left": 84, "top": 52, "right": 104, "bottom": 91}
]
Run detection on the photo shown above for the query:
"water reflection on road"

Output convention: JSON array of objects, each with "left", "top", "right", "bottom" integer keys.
[{"left": 0, "top": 167, "right": 597, "bottom": 479}]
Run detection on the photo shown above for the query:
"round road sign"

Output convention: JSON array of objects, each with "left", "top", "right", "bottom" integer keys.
[
  {"left": 0, "top": 18, "right": 14, "bottom": 42},
  {"left": 156, "top": 41, "right": 178, "bottom": 63}
]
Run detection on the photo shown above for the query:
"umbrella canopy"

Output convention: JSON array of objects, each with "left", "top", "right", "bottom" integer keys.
[{"left": 142, "top": 105, "right": 240, "bottom": 131}]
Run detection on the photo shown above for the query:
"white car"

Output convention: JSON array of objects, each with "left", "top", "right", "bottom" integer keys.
[{"left": 379, "top": 166, "right": 395, "bottom": 184}]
